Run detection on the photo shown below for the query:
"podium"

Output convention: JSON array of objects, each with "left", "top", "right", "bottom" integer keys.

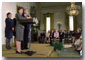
[
  {"left": 20, "top": 18, "right": 35, "bottom": 24},
  {"left": 21, "top": 18, "right": 36, "bottom": 56}
]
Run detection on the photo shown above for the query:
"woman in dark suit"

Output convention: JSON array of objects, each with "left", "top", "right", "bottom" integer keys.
[
  {"left": 15, "top": 7, "right": 30, "bottom": 54},
  {"left": 5, "top": 12, "right": 14, "bottom": 49}
]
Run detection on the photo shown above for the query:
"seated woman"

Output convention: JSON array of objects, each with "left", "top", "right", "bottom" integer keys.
[
  {"left": 72, "top": 28, "right": 81, "bottom": 46},
  {"left": 74, "top": 36, "right": 82, "bottom": 54},
  {"left": 54, "top": 30, "right": 59, "bottom": 42}
]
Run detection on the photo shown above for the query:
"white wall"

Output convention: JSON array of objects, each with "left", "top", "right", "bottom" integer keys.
[
  {"left": 40, "top": 5, "right": 82, "bottom": 31},
  {"left": 41, "top": 6, "right": 66, "bottom": 30},
  {"left": 54, "top": 12, "right": 65, "bottom": 30},
  {"left": 17, "top": 2, "right": 36, "bottom": 14},
  {"left": 77, "top": 8, "right": 82, "bottom": 28},
  {"left": 2, "top": 2, "right": 16, "bottom": 44}
]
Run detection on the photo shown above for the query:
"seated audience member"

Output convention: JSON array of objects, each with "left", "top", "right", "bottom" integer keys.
[
  {"left": 72, "top": 30, "right": 76, "bottom": 45},
  {"left": 67, "top": 30, "right": 72, "bottom": 43},
  {"left": 5, "top": 12, "right": 14, "bottom": 49},
  {"left": 59, "top": 30, "right": 64, "bottom": 43},
  {"left": 68, "top": 30, "right": 72, "bottom": 40},
  {"left": 40, "top": 30, "right": 46, "bottom": 43},
  {"left": 79, "top": 36, "right": 82, "bottom": 56},
  {"left": 72, "top": 28, "right": 81, "bottom": 46},
  {"left": 66, "top": 30, "right": 72, "bottom": 43},
  {"left": 46, "top": 31, "right": 50, "bottom": 43},
  {"left": 54, "top": 30, "right": 59, "bottom": 42},
  {"left": 75, "top": 28, "right": 81, "bottom": 38},
  {"left": 64, "top": 30, "right": 68, "bottom": 43},
  {"left": 50, "top": 30, "right": 54, "bottom": 45},
  {"left": 74, "top": 36, "right": 82, "bottom": 54}
]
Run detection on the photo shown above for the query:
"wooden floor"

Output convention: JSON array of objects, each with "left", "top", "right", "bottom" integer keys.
[
  {"left": 2, "top": 43, "right": 80, "bottom": 57},
  {"left": 2, "top": 43, "right": 54, "bottom": 57}
]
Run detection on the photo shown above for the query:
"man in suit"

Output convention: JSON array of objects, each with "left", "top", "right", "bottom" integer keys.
[
  {"left": 16, "top": 7, "right": 32, "bottom": 54},
  {"left": 50, "top": 30, "right": 54, "bottom": 45},
  {"left": 64, "top": 30, "right": 68, "bottom": 43},
  {"left": 40, "top": 30, "right": 46, "bottom": 43},
  {"left": 59, "top": 30, "right": 64, "bottom": 43},
  {"left": 21, "top": 9, "right": 32, "bottom": 50},
  {"left": 5, "top": 12, "right": 14, "bottom": 49}
]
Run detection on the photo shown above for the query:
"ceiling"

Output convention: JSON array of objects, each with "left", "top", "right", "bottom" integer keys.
[{"left": 39, "top": 2, "right": 82, "bottom": 7}]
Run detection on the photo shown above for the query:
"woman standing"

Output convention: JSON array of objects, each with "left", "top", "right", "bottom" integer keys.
[{"left": 15, "top": 7, "right": 30, "bottom": 54}]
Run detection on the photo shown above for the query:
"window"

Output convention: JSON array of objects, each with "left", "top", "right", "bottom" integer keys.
[
  {"left": 46, "top": 17, "right": 50, "bottom": 32},
  {"left": 69, "top": 16, "right": 74, "bottom": 31}
]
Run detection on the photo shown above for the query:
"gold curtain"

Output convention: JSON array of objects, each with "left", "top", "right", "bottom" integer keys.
[
  {"left": 65, "top": 13, "right": 69, "bottom": 30},
  {"left": 74, "top": 16, "right": 77, "bottom": 30},
  {"left": 43, "top": 14, "right": 46, "bottom": 31},
  {"left": 43, "top": 13, "right": 54, "bottom": 31}
]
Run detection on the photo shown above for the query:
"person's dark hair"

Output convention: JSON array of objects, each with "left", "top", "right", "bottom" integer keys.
[
  {"left": 7, "top": 12, "right": 11, "bottom": 17},
  {"left": 17, "top": 7, "right": 24, "bottom": 13}
]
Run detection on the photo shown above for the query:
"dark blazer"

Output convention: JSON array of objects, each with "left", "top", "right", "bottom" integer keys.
[
  {"left": 40, "top": 32, "right": 46, "bottom": 38},
  {"left": 23, "top": 14, "right": 31, "bottom": 32},
  {"left": 5, "top": 18, "right": 14, "bottom": 39},
  {"left": 68, "top": 32, "right": 72, "bottom": 38},
  {"left": 50, "top": 32, "right": 54, "bottom": 39},
  {"left": 23, "top": 14, "right": 31, "bottom": 38},
  {"left": 64, "top": 32, "right": 68, "bottom": 38},
  {"left": 75, "top": 32, "right": 81, "bottom": 38},
  {"left": 59, "top": 32, "right": 64, "bottom": 39}
]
